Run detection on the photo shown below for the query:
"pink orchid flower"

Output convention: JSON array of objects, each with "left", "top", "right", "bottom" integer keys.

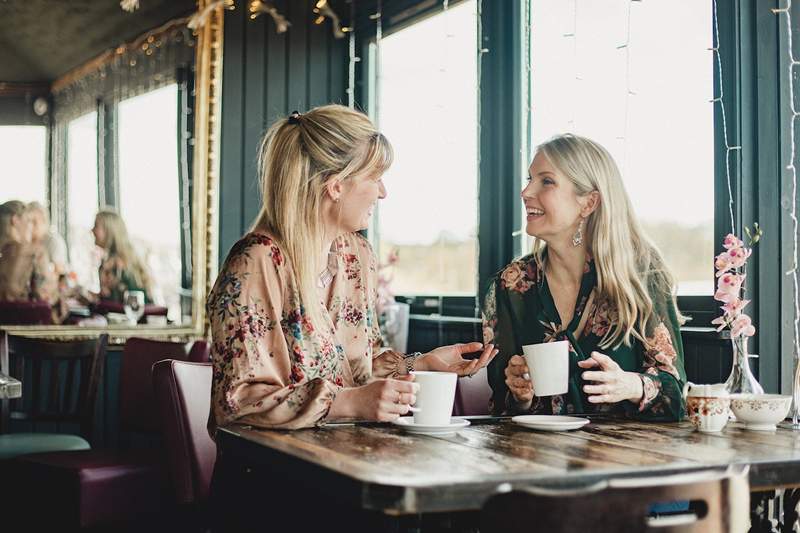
[
  {"left": 721, "top": 299, "right": 750, "bottom": 317},
  {"left": 726, "top": 247, "right": 751, "bottom": 269},
  {"left": 714, "top": 273, "right": 745, "bottom": 303},
  {"left": 723, "top": 233, "right": 745, "bottom": 250},
  {"left": 730, "top": 313, "right": 756, "bottom": 338},
  {"left": 714, "top": 251, "right": 733, "bottom": 275},
  {"left": 711, "top": 315, "right": 729, "bottom": 332}
]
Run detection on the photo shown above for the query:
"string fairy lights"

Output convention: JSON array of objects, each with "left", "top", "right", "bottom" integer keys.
[
  {"left": 712, "top": 0, "right": 741, "bottom": 237},
  {"left": 771, "top": 1, "right": 800, "bottom": 426}
]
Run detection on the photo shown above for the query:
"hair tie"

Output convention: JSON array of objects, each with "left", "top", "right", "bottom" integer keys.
[{"left": 288, "top": 110, "right": 301, "bottom": 124}]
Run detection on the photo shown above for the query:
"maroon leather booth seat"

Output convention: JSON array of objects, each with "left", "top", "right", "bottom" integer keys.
[
  {"left": 12, "top": 338, "right": 209, "bottom": 529},
  {"left": 453, "top": 367, "right": 492, "bottom": 416},
  {"left": 0, "top": 300, "right": 54, "bottom": 325}
]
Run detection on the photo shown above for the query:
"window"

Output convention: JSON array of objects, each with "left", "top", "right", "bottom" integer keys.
[
  {"left": 118, "top": 84, "right": 181, "bottom": 319},
  {"left": 529, "top": 0, "right": 714, "bottom": 295},
  {"left": 67, "top": 112, "right": 99, "bottom": 291},
  {"left": 373, "top": 0, "right": 479, "bottom": 296},
  {"left": 0, "top": 126, "right": 47, "bottom": 204}
]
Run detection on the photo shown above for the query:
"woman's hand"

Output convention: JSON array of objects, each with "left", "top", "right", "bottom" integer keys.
[
  {"left": 329, "top": 375, "right": 419, "bottom": 422},
  {"left": 416, "top": 342, "right": 497, "bottom": 377},
  {"left": 578, "top": 351, "right": 643, "bottom": 404},
  {"left": 504, "top": 355, "right": 533, "bottom": 405},
  {"left": 372, "top": 349, "right": 404, "bottom": 378}
]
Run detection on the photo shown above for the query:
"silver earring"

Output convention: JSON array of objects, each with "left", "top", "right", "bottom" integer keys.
[{"left": 572, "top": 218, "right": 584, "bottom": 247}]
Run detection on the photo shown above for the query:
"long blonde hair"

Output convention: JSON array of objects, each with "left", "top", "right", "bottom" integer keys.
[
  {"left": 532, "top": 134, "right": 682, "bottom": 348},
  {"left": 94, "top": 210, "right": 153, "bottom": 295},
  {"left": 252, "top": 104, "right": 393, "bottom": 328},
  {"left": 0, "top": 200, "right": 27, "bottom": 248}
]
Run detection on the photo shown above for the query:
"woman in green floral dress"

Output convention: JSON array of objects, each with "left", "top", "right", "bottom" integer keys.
[{"left": 482, "top": 134, "right": 685, "bottom": 421}]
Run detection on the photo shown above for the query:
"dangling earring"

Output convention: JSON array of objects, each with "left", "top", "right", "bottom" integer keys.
[{"left": 572, "top": 218, "right": 584, "bottom": 247}]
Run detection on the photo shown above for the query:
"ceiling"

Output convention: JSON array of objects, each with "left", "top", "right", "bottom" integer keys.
[{"left": 0, "top": 0, "right": 196, "bottom": 83}]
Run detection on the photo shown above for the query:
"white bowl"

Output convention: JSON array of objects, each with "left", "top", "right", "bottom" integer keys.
[{"left": 729, "top": 394, "right": 792, "bottom": 431}]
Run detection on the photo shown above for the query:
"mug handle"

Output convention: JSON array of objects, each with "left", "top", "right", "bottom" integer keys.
[
  {"left": 682, "top": 381, "right": 695, "bottom": 399},
  {"left": 407, "top": 406, "right": 421, "bottom": 413}
]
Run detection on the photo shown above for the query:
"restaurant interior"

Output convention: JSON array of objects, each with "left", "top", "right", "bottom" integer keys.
[{"left": 1, "top": 0, "right": 799, "bottom": 531}]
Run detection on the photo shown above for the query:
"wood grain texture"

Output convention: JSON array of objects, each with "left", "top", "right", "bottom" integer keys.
[{"left": 217, "top": 416, "right": 800, "bottom": 515}]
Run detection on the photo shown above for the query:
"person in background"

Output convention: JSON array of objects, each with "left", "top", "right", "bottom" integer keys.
[
  {"left": 207, "top": 104, "right": 496, "bottom": 434},
  {"left": 483, "top": 134, "right": 686, "bottom": 421},
  {"left": 91, "top": 210, "right": 154, "bottom": 304},
  {"left": 26, "top": 202, "right": 68, "bottom": 276},
  {"left": 0, "top": 200, "right": 66, "bottom": 323}
]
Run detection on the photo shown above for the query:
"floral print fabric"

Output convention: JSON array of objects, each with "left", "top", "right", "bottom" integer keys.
[
  {"left": 482, "top": 254, "right": 686, "bottom": 421},
  {"left": 208, "top": 231, "right": 383, "bottom": 431}
]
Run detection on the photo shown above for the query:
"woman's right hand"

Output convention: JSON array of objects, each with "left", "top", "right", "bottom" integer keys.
[
  {"left": 505, "top": 355, "right": 533, "bottom": 403},
  {"left": 329, "top": 376, "right": 419, "bottom": 422}
]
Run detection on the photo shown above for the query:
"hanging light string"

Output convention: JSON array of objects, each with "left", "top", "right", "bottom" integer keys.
[
  {"left": 346, "top": 0, "right": 358, "bottom": 108},
  {"left": 712, "top": 0, "right": 741, "bottom": 236},
  {"left": 771, "top": 1, "right": 800, "bottom": 423},
  {"left": 563, "top": 0, "right": 579, "bottom": 129},
  {"left": 616, "top": 0, "right": 639, "bottom": 175},
  {"left": 371, "top": 0, "right": 382, "bottom": 122}
]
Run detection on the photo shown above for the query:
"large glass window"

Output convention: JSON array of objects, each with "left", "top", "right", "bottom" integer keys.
[
  {"left": 118, "top": 84, "right": 181, "bottom": 318},
  {"left": 67, "top": 112, "right": 99, "bottom": 292},
  {"left": 0, "top": 126, "right": 47, "bottom": 204},
  {"left": 374, "top": 0, "right": 478, "bottom": 296},
  {"left": 529, "top": 0, "right": 714, "bottom": 295}
]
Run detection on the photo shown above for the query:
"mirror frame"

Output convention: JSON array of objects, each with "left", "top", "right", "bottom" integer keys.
[{"left": 2, "top": 0, "right": 223, "bottom": 342}]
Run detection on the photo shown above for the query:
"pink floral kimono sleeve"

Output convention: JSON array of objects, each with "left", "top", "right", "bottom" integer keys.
[{"left": 208, "top": 234, "right": 342, "bottom": 431}]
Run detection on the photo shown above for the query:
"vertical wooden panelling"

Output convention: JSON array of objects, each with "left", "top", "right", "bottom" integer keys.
[
  {"left": 242, "top": 12, "right": 266, "bottom": 230},
  {"left": 219, "top": 6, "right": 245, "bottom": 262},
  {"left": 219, "top": 0, "right": 348, "bottom": 262}
]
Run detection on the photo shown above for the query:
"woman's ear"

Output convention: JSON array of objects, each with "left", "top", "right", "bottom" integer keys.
[
  {"left": 581, "top": 190, "right": 601, "bottom": 218},
  {"left": 325, "top": 178, "right": 344, "bottom": 203}
]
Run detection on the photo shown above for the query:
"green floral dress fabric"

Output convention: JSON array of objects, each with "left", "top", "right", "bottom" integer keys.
[{"left": 482, "top": 254, "right": 686, "bottom": 421}]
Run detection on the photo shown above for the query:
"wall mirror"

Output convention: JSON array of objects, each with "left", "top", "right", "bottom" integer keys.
[{"left": 0, "top": 0, "right": 224, "bottom": 340}]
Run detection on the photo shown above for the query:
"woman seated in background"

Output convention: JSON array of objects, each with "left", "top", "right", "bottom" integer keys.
[
  {"left": 26, "top": 201, "right": 68, "bottom": 276},
  {"left": 483, "top": 134, "right": 686, "bottom": 421},
  {"left": 91, "top": 210, "right": 154, "bottom": 304},
  {"left": 207, "top": 105, "right": 496, "bottom": 432},
  {"left": 0, "top": 200, "right": 66, "bottom": 323}
]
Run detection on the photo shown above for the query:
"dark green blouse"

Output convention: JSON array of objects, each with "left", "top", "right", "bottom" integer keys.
[{"left": 482, "top": 254, "right": 685, "bottom": 421}]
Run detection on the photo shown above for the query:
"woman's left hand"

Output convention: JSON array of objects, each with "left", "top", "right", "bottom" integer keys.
[
  {"left": 578, "top": 351, "right": 643, "bottom": 404},
  {"left": 416, "top": 342, "right": 498, "bottom": 377}
]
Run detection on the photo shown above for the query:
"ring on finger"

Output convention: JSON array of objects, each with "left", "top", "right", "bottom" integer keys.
[{"left": 523, "top": 372, "right": 530, "bottom": 381}]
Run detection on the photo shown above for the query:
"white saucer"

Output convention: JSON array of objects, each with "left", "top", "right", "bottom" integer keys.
[
  {"left": 511, "top": 415, "right": 590, "bottom": 432},
  {"left": 392, "top": 417, "right": 471, "bottom": 435}
]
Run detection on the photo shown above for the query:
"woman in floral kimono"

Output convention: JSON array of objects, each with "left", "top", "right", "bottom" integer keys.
[
  {"left": 208, "top": 105, "right": 496, "bottom": 432},
  {"left": 483, "top": 134, "right": 685, "bottom": 421}
]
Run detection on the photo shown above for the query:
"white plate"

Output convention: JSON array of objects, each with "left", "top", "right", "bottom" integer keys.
[
  {"left": 511, "top": 415, "right": 590, "bottom": 432},
  {"left": 392, "top": 417, "right": 471, "bottom": 435}
]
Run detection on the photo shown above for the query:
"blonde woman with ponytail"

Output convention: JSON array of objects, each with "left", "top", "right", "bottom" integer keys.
[
  {"left": 483, "top": 134, "right": 686, "bottom": 421},
  {"left": 207, "top": 105, "right": 496, "bottom": 432}
]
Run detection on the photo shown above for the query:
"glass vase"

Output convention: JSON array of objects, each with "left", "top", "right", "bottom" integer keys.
[{"left": 724, "top": 335, "right": 764, "bottom": 395}]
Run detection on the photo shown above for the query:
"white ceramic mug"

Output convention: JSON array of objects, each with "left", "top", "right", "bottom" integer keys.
[
  {"left": 522, "top": 340, "right": 569, "bottom": 397},
  {"left": 409, "top": 371, "right": 457, "bottom": 426},
  {"left": 683, "top": 382, "right": 730, "bottom": 433}
]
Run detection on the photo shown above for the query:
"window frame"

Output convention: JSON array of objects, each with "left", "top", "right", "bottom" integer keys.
[{"left": 357, "top": 0, "right": 792, "bottom": 396}]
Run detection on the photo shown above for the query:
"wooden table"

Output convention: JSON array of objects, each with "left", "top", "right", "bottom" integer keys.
[
  {"left": 0, "top": 372, "right": 21, "bottom": 399},
  {"left": 217, "top": 416, "right": 800, "bottom": 519}
]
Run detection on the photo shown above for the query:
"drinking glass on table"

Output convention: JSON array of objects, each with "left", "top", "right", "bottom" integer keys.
[{"left": 123, "top": 290, "right": 145, "bottom": 324}]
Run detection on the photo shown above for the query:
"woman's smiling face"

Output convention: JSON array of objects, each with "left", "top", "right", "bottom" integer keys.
[{"left": 521, "top": 152, "right": 586, "bottom": 242}]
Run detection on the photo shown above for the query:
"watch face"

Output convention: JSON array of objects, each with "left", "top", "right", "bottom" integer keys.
[{"left": 33, "top": 97, "right": 48, "bottom": 116}]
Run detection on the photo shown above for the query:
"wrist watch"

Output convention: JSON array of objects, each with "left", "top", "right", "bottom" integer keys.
[{"left": 404, "top": 352, "right": 422, "bottom": 374}]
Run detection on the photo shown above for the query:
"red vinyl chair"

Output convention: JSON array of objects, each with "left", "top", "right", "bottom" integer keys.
[
  {"left": 11, "top": 338, "right": 207, "bottom": 529},
  {"left": 152, "top": 359, "right": 216, "bottom": 506}
]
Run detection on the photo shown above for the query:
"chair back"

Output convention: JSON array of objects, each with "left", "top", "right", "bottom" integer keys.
[
  {"left": 453, "top": 367, "right": 491, "bottom": 416},
  {"left": 188, "top": 339, "right": 210, "bottom": 363},
  {"left": 481, "top": 465, "right": 750, "bottom": 533},
  {"left": 152, "top": 359, "right": 216, "bottom": 504},
  {"left": 0, "top": 331, "right": 107, "bottom": 439},
  {"left": 119, "top": 337, "right": 192, "bottom": 434},
  {"left": 0, "top": 301, "right": 54, "bottom": 325}
]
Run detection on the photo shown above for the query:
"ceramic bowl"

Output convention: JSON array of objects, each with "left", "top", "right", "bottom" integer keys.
[{"left": 729, "top": 394, "right": 792, "bottom": 431}]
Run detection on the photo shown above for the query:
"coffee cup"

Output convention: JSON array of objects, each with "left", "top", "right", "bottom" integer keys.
[
  {"left": 409, "top": 371, "right": 457, "bottom": 425},
  {"left": 521, "top": 340, "right": 569, "bottom": 397}
]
